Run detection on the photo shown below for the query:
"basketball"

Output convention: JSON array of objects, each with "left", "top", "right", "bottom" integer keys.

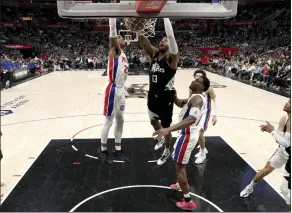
[{"left": 124, "top": 18, "right": 147, "bottom": 33}]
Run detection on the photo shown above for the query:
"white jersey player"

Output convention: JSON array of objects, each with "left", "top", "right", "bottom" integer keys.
[
  {"left": 190, "top": 69, "right": 218, "bottom": 164},
  {"left": 153, "top": 75, "right": 210, "bottom": 211},
  {"left": 240, "top": 99, "right": 291, "bottom": 211},
  {"left": 98, "top": 18, "right": 134, "bottom": 165}
]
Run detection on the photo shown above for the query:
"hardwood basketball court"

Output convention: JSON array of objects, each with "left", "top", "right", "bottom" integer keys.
[{"left": 0, "top": 69, "right": 288, "bottom": 211}]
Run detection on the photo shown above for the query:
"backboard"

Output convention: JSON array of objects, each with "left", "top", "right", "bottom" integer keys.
[
  {"left": 57, "top": 0, "right": 238, "bottom": 19},
  {"left": 119, "top": 30, "right": 138, "bottom": 45}
]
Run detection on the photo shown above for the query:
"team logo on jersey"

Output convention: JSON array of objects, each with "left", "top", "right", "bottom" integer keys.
[
  {"left": 120, "top": 105, "right": 125, "bottom": 111},
  {"left": 150, "top": 63, "right": 165, "bottom": 73},
  {"left": 126, "top": 83, "right": 148, "bottom": 99},
  {"left": 210, "top": 81, "right": 226, "bottom": 88}
]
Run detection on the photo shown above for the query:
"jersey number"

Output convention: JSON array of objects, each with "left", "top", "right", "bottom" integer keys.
[{"left": 152, "top": 75, "right": 157, "bottom": 83}]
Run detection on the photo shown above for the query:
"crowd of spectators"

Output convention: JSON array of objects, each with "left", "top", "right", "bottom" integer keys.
[{"left": 0, "top": 0, "right": 290, "bottom": 95}]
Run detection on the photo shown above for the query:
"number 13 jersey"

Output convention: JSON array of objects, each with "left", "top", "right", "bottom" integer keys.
[{"left": 149, "top": 52, "right": 176, "bottom": 93}]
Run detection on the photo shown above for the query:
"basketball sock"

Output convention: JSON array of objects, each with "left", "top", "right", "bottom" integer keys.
[
  {"left": 164, "top": 148, "right": 170, "bottom": 153},
  {"left": 101, "top": 144, "right": 107, "bottom": 152},
  {"left": 249, "top": 180, "right": 256, "bottom": 188},
  {"left": 115, "top": 143, "right": 121, "bottom": 151},
  {"left": 183, "top": 193, "right": 191, "bottom": 202}
]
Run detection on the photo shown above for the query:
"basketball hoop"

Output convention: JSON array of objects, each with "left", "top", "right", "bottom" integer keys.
[{"left": 124, "top": 18, "right": 157, "bottom": 38}]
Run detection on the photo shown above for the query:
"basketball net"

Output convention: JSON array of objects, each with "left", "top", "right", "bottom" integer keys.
[{"left": 124, "top": 18, "right": 157, "bottom": 38}]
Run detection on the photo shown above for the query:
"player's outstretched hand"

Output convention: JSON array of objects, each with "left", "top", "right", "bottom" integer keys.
[
  {"left": 153, "top": 128, "right": 170, "bottom": 140},
  {"left": 260, "top": 121, "right": 274, "bottom": 133}
]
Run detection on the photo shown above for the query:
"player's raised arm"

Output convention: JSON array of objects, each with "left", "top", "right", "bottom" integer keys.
[
  {"left": 163, "top": 18, "right": 179, "bottom": 69},
  {"left": 108, "top": 18, "right": 121, "bottom": 58},
  {"left": 138, "top": 34, "right": 158, "bottom": 59}
]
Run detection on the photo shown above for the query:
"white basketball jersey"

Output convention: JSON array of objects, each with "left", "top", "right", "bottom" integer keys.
[
  {"left": 189, "top": 90, "right": 209, "bottom": 114},
  {"left": 107, "top": 51, "right": 129, "bottom": 88},
  {"left": 178, "top": 94, "right": 207, "bottom": 134}
]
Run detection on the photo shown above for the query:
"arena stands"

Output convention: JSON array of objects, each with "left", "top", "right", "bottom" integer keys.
[{"left": 0, "top": 0, "right": 290, "bottom": 96}]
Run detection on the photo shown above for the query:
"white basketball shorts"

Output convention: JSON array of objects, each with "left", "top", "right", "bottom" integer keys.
[
  {"left": 172, "top": 128, "right": 200, "bottom": 165},
  {"left": 268, "top": 147, "right": 289, "bottom": 169},
  {"left": 103, "top": 82, "right": 125, "bottom": 117}
]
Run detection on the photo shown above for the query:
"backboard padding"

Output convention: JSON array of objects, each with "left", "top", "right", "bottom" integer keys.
[{"left": 57, "top": 0, "right": 238, "bottom": 19}]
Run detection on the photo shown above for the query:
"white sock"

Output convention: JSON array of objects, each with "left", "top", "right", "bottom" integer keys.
[
  {"left": 101, "top": 145, "right": 107, "bottom": 152},
  {"left": 165, "top": 148, "right": 170, "bottom": 153},
  {"left": 115, "top": 143, "right": 121, "bottom": 151},
  {"left": 249, "top": 180, "right": 256, "bottom": 188}
]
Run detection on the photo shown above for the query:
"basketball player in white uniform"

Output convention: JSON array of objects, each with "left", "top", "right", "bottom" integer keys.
[
  {"left": 154, "top": 75, "right": 210, "bottom": 211},
  {"left": 240, "top": 99, "right": 291, "bottom": 208},
  {"left": 98, "top": 18, "right": 134, "bottom": 165},
  {"left": 191, "top": 70, "right": 218, "bottom": 164}
]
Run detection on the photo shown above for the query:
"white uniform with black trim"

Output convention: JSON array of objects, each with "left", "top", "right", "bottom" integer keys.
[
  {"left": 172, "top": 94, "right": 207, "bottom": 164},
  {"left": 268, "top": 117, "right": 290, "bottom": 169}
]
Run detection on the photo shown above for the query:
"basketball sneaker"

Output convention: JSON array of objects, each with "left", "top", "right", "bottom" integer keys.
[
  {"left": 176, "top": 199, "right": 197, "bottom": 211},
  {"left": 157, "top": 149, "right": 170, "bottom": 165},
  {"left": 113, "top": 150, "right": 131, "bottom": 163},
  {"left": 195, "top": 148, "right": 208, "bottom": 157},
  {"left": 194, "top": 152, "right": 206, "bottom": 164},
  {"left": 97, "top": 149, "right": 113, "bottom": 165},
  {"left": 240, "top": 185, "right": 254, "bottom": 197},
  {"left": 154, "top": 137, "right": 165, "bottom": 150}
]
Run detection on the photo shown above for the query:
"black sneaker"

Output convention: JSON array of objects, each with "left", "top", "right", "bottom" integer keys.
[
  {"left": 113, "top": 150, "right": 131, "bottom": 163},
  {"left": 97, "top": 149, "right": 113, "bottom": 165}
]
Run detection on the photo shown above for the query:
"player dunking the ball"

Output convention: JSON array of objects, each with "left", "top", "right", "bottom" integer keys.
[
  {"left": 139, "top": 18, "right": 179, "bottom": 165},
  {"left": 192, "top": 70, "right": 218, "bottom": 164},
  {"left": 98, "top": 18, "right": 134, "bottom": 165},
  {"left": 154, "top": 76, "right": 210, "bottom": 210}
]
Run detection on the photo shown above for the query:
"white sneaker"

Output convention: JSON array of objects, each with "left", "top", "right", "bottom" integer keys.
[
  {"left": 157, "top": 150, "right": 170, "bottom": 165},
  {"left": 194, "top": 153, "right": 206, "bottom": 164},
  {"left": 240, "top": 185, "right": 253, "bottom": 197},
  {"left": 154, "top": 138, "right": 165, "bottom": 150},
  {"left": 195, "top": 148, "right": 208, "bottom": 158}
]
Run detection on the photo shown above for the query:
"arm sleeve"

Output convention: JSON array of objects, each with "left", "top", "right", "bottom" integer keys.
[
  {"left": 271, "top": 130, "right": 290, "bottom": 147},
  {"left": 109, "top": 18, "right": 117, "bottom": 38},
  {"left": 163, "top": 18, "right": 178, "bottom": 55}
]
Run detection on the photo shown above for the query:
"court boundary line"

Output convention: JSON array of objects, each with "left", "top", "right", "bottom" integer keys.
[
  {"left": 69, "top": 185, "right": 223, "bottom": 212},
  {"left": 221, "top": 136, "right": 285, "bottom": 200},
  {"left": 0, "top": 139, "right": 50, "bottom": 205}
]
